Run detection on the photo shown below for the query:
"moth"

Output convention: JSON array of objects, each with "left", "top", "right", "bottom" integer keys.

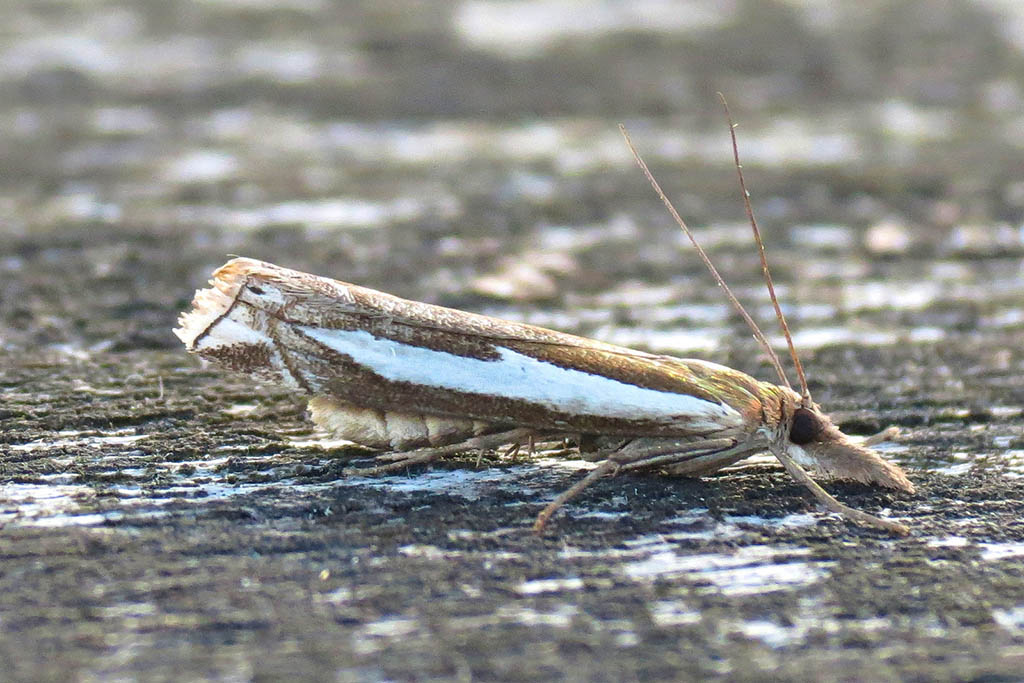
[{"left": 175, "top": 111, "right": 914, "bottom": 535}]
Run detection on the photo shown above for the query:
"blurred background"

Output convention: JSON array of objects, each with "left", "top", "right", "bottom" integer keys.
[{"left": 2, "top": 0, "right": 1023, "bottom": 359}]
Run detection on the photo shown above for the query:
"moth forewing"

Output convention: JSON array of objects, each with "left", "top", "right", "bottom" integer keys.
[{"left": 177, "top": 258, "right": 770, "bottom": 443}]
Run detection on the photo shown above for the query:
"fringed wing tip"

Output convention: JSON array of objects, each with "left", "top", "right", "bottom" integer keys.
[{"left": 174, "top": 257, "right": 265, "bottom": 349}]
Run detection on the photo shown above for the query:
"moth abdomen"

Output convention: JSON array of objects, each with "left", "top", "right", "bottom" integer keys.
[{"left": 307, "top": 396, "right": 498, "bottom": 450}]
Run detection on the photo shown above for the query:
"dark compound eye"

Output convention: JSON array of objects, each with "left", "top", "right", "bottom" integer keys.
[
  {"left": 789, "top": 407, "right": 820, "bottom": 445},
  {"left": 249, "top": 285, "right": 265, "bottom": 295}
]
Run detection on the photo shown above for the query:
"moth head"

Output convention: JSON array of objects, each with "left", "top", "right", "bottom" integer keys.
[{"left": 777, "top": 404, "right": 915, "bottom": 494}]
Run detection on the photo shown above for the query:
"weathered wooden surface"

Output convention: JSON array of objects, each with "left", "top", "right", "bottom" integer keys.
[{"left": 2, "top": 1, "right": 1024, "bottom": 681}]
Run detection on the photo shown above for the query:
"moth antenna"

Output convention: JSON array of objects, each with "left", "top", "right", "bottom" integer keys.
[
  {"left": 618, "top": 124, "right": 792, "bottom": 391},
  {"left": 717, "top": 93, "right": 811, "bottom": 403}
]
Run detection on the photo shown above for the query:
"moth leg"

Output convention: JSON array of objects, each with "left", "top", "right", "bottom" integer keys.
[
  {"left": 533, "top": 438, "right": 757, "bottom": 533},
  {"left": 533, "top": 459, "right": 620, "bottom": 533},
  {"left": 769, "top": 446, "right": 910, "bottom": 536},
  {"left": 478, "top": 439, "right": 522, "bottom": 467},
  {"left": 659, "top": 449, "right": 754, "bottom": 476},
  {"left": 610, "top": 437, "right": 738, "bottom": 469},
  {"left": 374, "top": 451, "right": 428, "bottom": 463},
  {"left": 530, "top": 437, "right": 577, "bottom": 458},
  {"left": 612, "top": 438, "right": 763, "bottom": 477},
  {"left": 862, "top": 425, "right": 900, "bottom": 447},
  {"left": 345, "top": 428, "right": 539, "bottom": 476},
  {"left": 576, "top": 434, "right": 630, "bottom": 462}
]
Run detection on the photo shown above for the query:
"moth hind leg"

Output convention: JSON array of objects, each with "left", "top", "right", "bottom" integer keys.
[{"left": 345, "top": 427, "right": 540, "bottom": 476}]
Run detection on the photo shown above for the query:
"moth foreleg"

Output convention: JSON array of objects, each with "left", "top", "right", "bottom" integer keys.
[{"left": 862, "top": 425, "right": 900, "bottom": 447}]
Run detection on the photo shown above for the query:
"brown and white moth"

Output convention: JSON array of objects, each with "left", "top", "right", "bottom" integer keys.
[{"left": 175, "top": 112, "right": 914, "bottom": 535}]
